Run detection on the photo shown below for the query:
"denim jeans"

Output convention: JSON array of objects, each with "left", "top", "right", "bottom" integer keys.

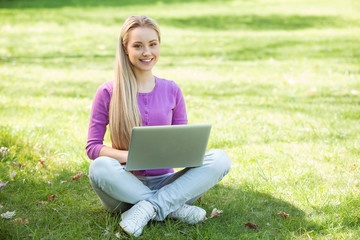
[{"left": 88, "top": 149, "right": 231, "bottom": 221}]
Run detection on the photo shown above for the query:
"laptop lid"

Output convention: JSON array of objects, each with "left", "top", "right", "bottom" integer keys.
[{"left": 125, "top": 124, "right": 211, "bottom": 171}]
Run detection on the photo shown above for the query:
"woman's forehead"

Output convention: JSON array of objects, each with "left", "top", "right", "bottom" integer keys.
[{"left": 128, "top": 27, "right": 159, "bottom": 43}]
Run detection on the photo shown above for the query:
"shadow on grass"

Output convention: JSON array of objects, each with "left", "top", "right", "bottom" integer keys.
[
  {"left": 190, "top": 184, "right": 318, "bottom": 239},
  {"left": 159, "top": 14, "right": 356, "bottom": 31},
  {"left": 0, "top": 0, "right": 231, "bottom": 9},
  {"left": 103, "top": 183, "right": 320, "bottom": 239}
]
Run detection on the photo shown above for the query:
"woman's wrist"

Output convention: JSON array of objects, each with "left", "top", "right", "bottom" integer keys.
[{"left": 99, "top": 146, "right": 128, "bottom": 164}]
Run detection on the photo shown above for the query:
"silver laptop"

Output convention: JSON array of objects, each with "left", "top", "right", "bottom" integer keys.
[{"left": 125, "top": 124, "right": 211, "bottom": 171}]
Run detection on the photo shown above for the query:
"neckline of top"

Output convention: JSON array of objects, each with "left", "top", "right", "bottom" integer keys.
[{"left": 138, "top": 76, "right": 157, "bottom": 96}]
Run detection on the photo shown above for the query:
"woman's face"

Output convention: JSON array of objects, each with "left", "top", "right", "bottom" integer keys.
[{"left": 126, "top": 27, "right": 160, "bottom": 75}]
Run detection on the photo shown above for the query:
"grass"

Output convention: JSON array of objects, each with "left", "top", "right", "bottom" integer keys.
[{"left": 1, "top": 0, "right": 360, "bottom": 239}]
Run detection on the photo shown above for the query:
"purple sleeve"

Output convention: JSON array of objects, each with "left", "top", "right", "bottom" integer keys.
[
  {"left": 86, "top": 84, "right": 111, "bottom": 160},
  {"left": 172, "top": 84, "right": 188, "bottom": 125}
]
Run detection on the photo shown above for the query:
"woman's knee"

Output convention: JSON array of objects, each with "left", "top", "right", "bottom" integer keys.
[
  {"left": 89, "top": 156, "right": 121, "bottom": 182},
  {"left": 206, "top": 149, "right": 231, "bottom": 176}
]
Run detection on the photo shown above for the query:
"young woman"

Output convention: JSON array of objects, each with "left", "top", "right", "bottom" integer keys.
[{"left": 86, "top": 15, "right": 231, "bottom": 237}]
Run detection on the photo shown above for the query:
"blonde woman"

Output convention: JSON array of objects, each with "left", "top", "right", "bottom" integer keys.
[{"left": 86, "top": 15, "right": 231, "bottom": 237}]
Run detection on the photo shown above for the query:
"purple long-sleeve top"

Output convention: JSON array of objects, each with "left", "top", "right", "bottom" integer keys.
[{"left": 86, "top": 76, "right": 188, "bottom": 176}]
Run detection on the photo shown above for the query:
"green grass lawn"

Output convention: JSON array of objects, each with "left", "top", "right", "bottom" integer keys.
[{"left": 1, "top": 0, "right": 360, "bottom": 239}]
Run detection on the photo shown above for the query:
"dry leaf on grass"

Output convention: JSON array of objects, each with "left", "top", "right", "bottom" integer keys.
[
  {"left": 1, "top": 211, "right": 16, "bottom": 219},
  {"left": 278, "top": 211, "right": 290, "bottom": 218},
  {"left": 60, "top": 180, "right": 68, "bottom": 184},
  {"left": 0, "top": 181, "right": 8, "bottom": 191},
  {"left": 71, "top": 171, "right": 83, "bottom": 182},
  {"left": 48, "top": 194, "right": 55, "bottom": 202},
  {"left": 12, "top": 218, "right": 29, "bottom": 225},
  {"left": 244, "top": 222, "right": 261, "bottom": 229},
  {"left": 209, "top": 208, "right": 223, "bottom": 218},
  {"left": 38, "top": 160, "right": 45, "bottom": 167}
]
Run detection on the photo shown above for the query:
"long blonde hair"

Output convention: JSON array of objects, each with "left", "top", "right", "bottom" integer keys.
[{"left": 109, "top": 15, "right": 161, "bottom": 150}]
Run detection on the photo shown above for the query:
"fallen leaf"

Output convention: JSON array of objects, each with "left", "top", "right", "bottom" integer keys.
[
  {"left": 39, "top": 160, "right": 45, "bottom": 167},
  {"left": 244, "top": 222, "right": 261, "bottom": 229},
  {"left": 114, "top": 232, "right": 121, "bottom": 239},
  {"left": 0, "top": 181, "right": 8, "bottom": 191},
  {"left": 12, "top": 218, "right": 29, "bottom": 225},
  {"left": 278, "top": 211, "right": 290, "bottom": 218},
  {"left": 48, "top": 194, "right": 55, "bottom": 202},
  {"left": 38, "top": 201, "right": 48, "bottom": 205},
  {"left": 60, "top": 180, "right": 68, "bottom": 184},
  {"left": 1, "top": 211, "right": 16, "bottom": 219},
  {"left": 209, "top": 208, "right": 223, "bottom": 218},
  {"left": 198, "top": 195, "right": 204, "bottom": 201},
  {"left": 71, "top": 171, "right": 83, "bottom": 182}
]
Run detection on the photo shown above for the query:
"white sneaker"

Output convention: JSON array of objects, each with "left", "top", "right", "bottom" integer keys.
[
  {"left": 169, "top": 204, "right": 207, "bottom": 224},
  {"left": 120, "top": 200, "right": 156, "bottom": 237}
]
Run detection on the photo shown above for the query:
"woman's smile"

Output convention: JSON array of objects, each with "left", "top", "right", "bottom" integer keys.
[{"left": 140, "top": 58, "right": 153, "bottom": 63}]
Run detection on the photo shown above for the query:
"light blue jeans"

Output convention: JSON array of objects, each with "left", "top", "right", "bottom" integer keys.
[{"left": 88, "top": 149, "right": 231, "bottom": 221}]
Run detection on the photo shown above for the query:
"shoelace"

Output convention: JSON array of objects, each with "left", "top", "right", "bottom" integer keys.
[
  {"left": 173, "top": 205, "right": 192, "bottom": 218},
  {"left": 128, "top": 205, "right": 154, "bottom": 227}
]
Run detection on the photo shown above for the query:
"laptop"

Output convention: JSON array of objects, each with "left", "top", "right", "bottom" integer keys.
[{"left": 125, "top": 124, "right": 211, "bottom": 171}]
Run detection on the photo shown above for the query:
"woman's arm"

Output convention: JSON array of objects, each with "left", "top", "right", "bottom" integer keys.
[
  {"left": 99, "top": 146, "right": 128, "bottom": 164},
  {"left": 172, "top": 82, "right": 188, "bottom": 125},
  {"left": 87, "top": 82, "right": 126, "bottom": 162}
]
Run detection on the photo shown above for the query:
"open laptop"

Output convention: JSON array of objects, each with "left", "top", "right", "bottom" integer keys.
[{"left": 125, "top": 124, "right": 211, "bottom": 171}]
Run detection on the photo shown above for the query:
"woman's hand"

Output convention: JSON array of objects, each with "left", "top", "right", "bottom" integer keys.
[{"left": 99, "top": 146, "right": 128, "bottom": 164}]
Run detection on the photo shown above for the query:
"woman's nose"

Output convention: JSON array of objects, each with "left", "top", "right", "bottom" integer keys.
[{"left": 142, "top": 46, "right": 150, "bottom": 56}]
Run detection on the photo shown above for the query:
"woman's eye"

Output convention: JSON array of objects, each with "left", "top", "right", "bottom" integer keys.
[
  {"left": 150, "top": 43, "right": 157, "bottom": 47},
  {"left": 134, "top": 45, "right": 141, "bottom": 48}
]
